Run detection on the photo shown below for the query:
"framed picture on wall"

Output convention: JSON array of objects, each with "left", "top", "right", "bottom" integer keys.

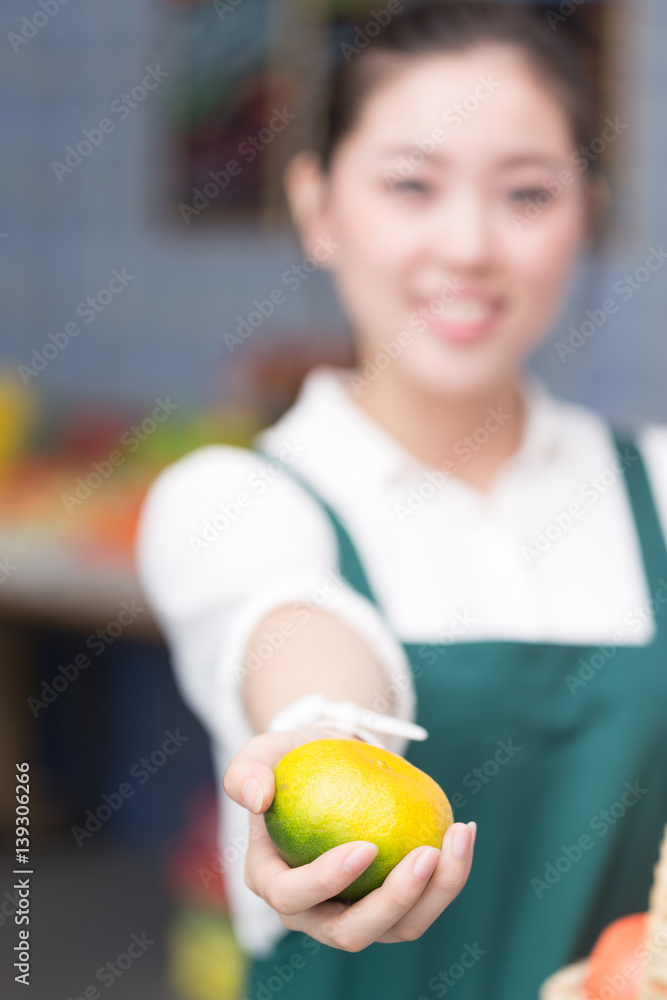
[{"left": 163, "top": 0, "right": 622, "bottom": 227}]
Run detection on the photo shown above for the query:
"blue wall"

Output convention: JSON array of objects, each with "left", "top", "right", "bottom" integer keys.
[{"left": 1, "top": 0, "right": 665, "bottom": 424}]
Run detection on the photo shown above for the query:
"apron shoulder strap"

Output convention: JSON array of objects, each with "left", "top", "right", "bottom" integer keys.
[
  {"left": 612, "top": 431, "right": 667, "bottom": 604},
  {"left": 251, "top": 448, "right": 382, "bottom": 610}
]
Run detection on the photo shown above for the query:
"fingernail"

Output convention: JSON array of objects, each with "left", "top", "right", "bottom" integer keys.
[
  {"left": 343, "top": 842, "right": 378, "bottom": 875},
  {"left": 467, "top": 821, "right": 477, "bottom": 849},
  {"left": 241, "top": 778, "right": 263, "bottom": 814},
  {"left": 413, "top": 846, "right": 440, "bottom": 882},
  {"left": 451, "top": 823, "right": 472, "bottom": 862}
]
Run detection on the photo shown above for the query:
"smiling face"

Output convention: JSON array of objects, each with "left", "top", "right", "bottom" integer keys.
[{"left": 290, "top": 44, "right": 592, "bottom": 400}]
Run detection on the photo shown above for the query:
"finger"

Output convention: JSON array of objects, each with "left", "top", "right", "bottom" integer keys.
[
  {"left": 281, "top": 842, "right": 443, "bottom": 952},
  {"left": 223, "top": 729, "right": 343, "bottom": 813},
  {"left": 245, "top": 813, "right": 380, "bottom": 915},
  {"left": 377, "top": 821, "right": 476, "bottom": 944},
  {"left": 290, "top": 822, "right": 476, "bottom": 952}
]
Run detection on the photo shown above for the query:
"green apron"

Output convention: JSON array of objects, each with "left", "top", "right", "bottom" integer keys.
[{"left": 244, "top": 434, "right": 667, "bottom": 1000}]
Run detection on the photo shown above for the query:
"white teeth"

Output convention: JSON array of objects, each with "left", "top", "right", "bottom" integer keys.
[{"left": 430, "top": 300, "right": 493, "bottom": 324}]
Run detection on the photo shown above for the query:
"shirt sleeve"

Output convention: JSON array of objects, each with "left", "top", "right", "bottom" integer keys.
[{"left": 134, "top": 443, "right": 416, "bottom": 956}]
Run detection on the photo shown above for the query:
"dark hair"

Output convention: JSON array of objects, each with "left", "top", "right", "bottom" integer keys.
[{"left": 322, "top": 0, "right": 597, "bottom": 170}]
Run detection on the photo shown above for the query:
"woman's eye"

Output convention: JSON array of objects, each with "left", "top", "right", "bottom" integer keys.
[
  {"left": 509, "top": 188, "right": 553, "bottom": 206},
  {"left": 389, "top": 178, "right": 433, "bottom": 196}
]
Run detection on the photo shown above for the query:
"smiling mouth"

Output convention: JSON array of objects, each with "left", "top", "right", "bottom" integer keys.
[{"left": 422, "top": 297, "right": 500, "bottom": 343}]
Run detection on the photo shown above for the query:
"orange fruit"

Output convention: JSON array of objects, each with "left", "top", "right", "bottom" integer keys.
[
  {"left": 264, "top": 738, "right": 453, "bottom": 901},
  {"left": 584, "top": 913, "right": 647, "bottom": 1000}
]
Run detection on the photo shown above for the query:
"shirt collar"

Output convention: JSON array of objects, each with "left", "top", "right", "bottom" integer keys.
[
  {"left": 257, "top": 365, "right": 563, "bottom": 496},
  {"left": 498, "top": 373, "right": 562, "bottom": 481},
  {"left": 257, "top": 366, "right": 413, "bottom": 495}
]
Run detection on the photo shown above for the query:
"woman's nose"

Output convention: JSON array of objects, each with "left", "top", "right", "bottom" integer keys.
[{"left": 429, "top": 190, "right": 493, "bottom": 272}]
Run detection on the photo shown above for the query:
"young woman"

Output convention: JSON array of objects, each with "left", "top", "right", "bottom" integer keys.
[{"left": 137, "top": 4, "right": 667, "bottom": 999}]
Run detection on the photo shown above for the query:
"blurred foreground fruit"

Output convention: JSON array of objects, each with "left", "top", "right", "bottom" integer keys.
[
  {"left": 540, "top": 822, "right": 667, "bottom": 1000},
  {"left": 583, "top": 913, "right": 647, "bottom": 1000},
  {"left": 264, "top": 738, "right": 453, "bottom": 901}
]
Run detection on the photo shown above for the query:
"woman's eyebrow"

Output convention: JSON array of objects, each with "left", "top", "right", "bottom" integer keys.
[
  {"left": 375, "top": 145, "right": 447, "bottom": 161},
  {"left": 374, "top": 147, "right": 566, "bottom": 170},
  {"left": 495, "top": 153, "right": 565, "bottom": 170}
]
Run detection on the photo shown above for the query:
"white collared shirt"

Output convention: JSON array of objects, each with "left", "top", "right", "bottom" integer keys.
[{"left": 135, "top": 366, "right": 667, "bottom": 957}]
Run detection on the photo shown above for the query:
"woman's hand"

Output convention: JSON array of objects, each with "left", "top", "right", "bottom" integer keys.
[{"left": 223, "top": 730, "right": 476, "bottom": 952}]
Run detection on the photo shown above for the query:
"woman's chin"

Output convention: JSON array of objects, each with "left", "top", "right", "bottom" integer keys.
[{"left": 400, "top": 353, "right": 520, "bottom": 401}]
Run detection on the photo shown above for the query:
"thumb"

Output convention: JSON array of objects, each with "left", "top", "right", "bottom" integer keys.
[
  {"left": 222, "top": 729, "right": 360, "bottom": 813},
  {"left": 223, "top": 753, "right": 276, "bottom": 815},
  {"left": 222, "top": 729, "right": 328, "bottom": 813}
]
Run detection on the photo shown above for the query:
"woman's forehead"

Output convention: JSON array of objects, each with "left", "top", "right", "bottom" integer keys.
[
  {"left": 358, "top": 44, "right": 566, "bottom": 141},
  {"left": 342, "top": 47, "right": 576, "bottom": 161}
]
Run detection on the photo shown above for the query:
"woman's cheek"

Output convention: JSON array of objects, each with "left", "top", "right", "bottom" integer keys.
[
  {"left": 334, "top": 188, "right": 425, "bottom": 273},
  {"left": 509, "top": 212, "right": 583, "bottom": 302},
  {"left": 332, "top": 261, "right": 399, "bottom": 341}
]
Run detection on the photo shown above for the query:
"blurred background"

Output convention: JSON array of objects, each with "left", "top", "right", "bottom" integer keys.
[{"left": 0, "top": 0, "right": 665, "bottom": 997}]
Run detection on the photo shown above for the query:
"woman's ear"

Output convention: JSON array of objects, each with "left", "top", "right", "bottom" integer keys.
[{"left": 284, "top": 151, "right": 338, "bottom": 268}]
